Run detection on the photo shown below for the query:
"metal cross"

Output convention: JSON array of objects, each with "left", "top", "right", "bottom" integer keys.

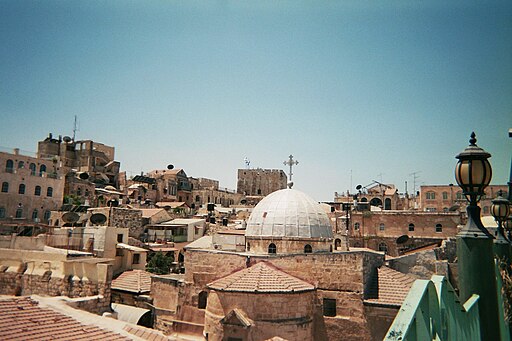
[{"left": 283, "top": 154, "right": 299, "bottom": 181}]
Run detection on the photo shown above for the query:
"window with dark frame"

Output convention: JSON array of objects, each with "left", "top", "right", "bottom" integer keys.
[
  {"left": 132, "top": 253, "right": 140, "bottom": 265},
  {"left": 323, "top": 298, "right": 336, "bottom": 317},
  {"left": 268, "top": 243, "right": 277, "bottom": 254}
]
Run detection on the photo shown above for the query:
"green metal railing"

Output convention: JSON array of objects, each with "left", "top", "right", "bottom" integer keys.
[{"left": 385, "top": 275, "right": 481, "bottom": 341}]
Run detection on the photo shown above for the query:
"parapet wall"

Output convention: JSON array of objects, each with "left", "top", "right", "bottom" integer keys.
[{"left": 0, "top": 248, "right": 112, "bottom": 314}]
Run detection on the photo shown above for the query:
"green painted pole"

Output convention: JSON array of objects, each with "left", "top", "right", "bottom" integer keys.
[{"left": 457, "top": 205, "right": 501, "bottom": 341}]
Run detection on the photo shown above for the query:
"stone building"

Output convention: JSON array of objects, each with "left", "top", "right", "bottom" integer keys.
[
  {"left": 0, "top": 149, "right": 65, "bottom": 224},
  {"left": 419, "top": 184, "right": 508, "bottom": 215},
  {"left": 348, "top": 210, "right": 461, "bottom": 256},
  {"left": 189, "top": 177, "right": 244, "bottom": 208},
  {"left": 151, "top": 187, "right": 407, "bottom": 340},
  {"left": 237, "top": 168, "right": 287, "bottom": 197},
  {"left": 334, "top": 182, "right": 406, "bottom": 211},
  {"left": 37, "top": 133, "right": 120, "bottom": 188}
]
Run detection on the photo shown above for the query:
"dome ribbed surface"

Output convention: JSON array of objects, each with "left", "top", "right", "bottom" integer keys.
[{"left": 245, "top": 189, "right": 333, "bottom": 239}]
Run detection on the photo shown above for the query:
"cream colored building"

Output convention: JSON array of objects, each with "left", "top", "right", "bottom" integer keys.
[{"left": 0, "top": 149, "right": 64, "bottom": 223}]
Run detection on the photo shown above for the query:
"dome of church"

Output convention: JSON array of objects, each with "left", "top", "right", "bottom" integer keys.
[{"left": 245, "top": 188, "right": 333, "bottom": 239}]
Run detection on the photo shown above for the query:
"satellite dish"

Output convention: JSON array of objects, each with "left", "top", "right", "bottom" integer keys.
[
  {"left": 62, "top": 212, "right": 79, "bottom": 224},
  {"left": 396, "top": 235, "right": 409, "bottom": 244},
  {"left": 78, "top": 172, "right": 89, "bottom": 180},
  {"left": 90, "top": 213, "right": 107, "bottom": 225},
  {"left": 167, "top": 164, "right": 174, "bottom": 170},
  {"left": 449, "top": 205, "right": 460, "bottom": 212},
  {"left": 63, "top": 136, "right": 72, "bottom": 143},
  {"left": 356, "top": 185, "right": 362, "bottom": 190}
]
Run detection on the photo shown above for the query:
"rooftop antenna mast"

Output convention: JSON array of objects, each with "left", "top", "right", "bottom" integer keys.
[
  {"left": 283, "top": 154, "right": 299, "bottom": 182},
  {"left": 409, "top": 171, "right": 421, "bottom": 196},
  {"left": 72, "top": 115, "right": 78, "bottom": 142},
  {"left": 244, "top": 157, "right": 251, "bottom": 169}
]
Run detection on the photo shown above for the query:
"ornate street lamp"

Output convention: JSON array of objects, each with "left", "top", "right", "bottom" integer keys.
[
  {"left": 455, "top": 132, "right": 493, "bottom": 237},
  {"left": 491, "top": 190, "right": 511, "bottom": 262},
  {"left": 455, "top": 132, "right": 500, "bottom": 341}
]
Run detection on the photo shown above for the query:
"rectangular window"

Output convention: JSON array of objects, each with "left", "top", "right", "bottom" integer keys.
[
  {"left": 116, "top": 248, "right": 123, "bottom": 257},
  {"left": 426, "top": 207, "right": 437, "bottom": 212},
  {"left": 117, "top": 234, "right": 124, "bottom": 243},
  {"left": 379, "top": 223, "right": 385, "bottom": 231},
  {"left": 132, "top": 253, "right": 140, "bottom": 265},
  {"left": 442, "top": 192, "right": 448, "bottom": 200},
  {"left": 323, "top": 298, "right": 336, "bottom": 317},
  {"left": 426, "top": 192, "right": 435, "bottom": 200}
]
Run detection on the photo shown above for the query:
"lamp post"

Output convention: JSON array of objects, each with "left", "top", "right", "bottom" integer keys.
[
  {"left": 491, "top": 190, "right": 511, "bottom": 263},
  {"left": 455, "top": 132, "right": 501, "bottom": 341}
]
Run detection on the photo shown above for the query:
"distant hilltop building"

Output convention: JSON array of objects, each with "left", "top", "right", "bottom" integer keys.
[{"left": 237, "top": 168, "right": 287, "bottom": 197}]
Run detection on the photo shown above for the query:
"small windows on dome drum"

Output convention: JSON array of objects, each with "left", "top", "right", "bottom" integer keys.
[
  {"left": 268, "top": 243, "right": 276, "bottom": 254},
  {"left": 304, "top": 244, "right": 312, "bottom": 253}
]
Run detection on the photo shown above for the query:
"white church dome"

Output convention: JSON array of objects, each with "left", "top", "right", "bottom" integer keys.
[{"left": 245, "top": 188, "right": 333, "bottom": 239}]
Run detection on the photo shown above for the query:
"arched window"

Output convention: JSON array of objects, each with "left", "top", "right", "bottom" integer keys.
[
  {"left": 34, "top": 186, "right": 41, "bottom": 196},
  {"left": 426, "top": 192, "right": 436, "bottom": 200},
  {"left": 1, "top": 182, "right": 8, "bottom": 193},
  {"left": 257, "top": 189, "right": 262, "bottom": 195},
  {"left": 443, "top": 207, "right": 449, "bottom": 213},
  {"left": 379, "top": 223, "right": 385, "bottom": 231},
  {"left": 408, "top": 223, "right": 415, "bottom": 232},
  {"left": 0, "top": 207, "right": 5, "bottom": 218},
  {"left": 384, "top": 198, "right": 391, "bottom": 210},
  {"left": 195, "top": 195, "right": 200, "bottom": 202},
  {"left": 483, "top": 206, "right": 489, "bottom": 214},
  {"left": 198, "top": 291, "right": 208, "bottom": 309},
  {"left": 18, "top": 184, "right": 25, "bottom": 194},
  {"left": 436, "top": 224, "right": 443, "bottom": 233},
  {"left": 456, "top": 191, "right": 463, "bottom": 200},
  {"left": 17, "top": 161, "right": 24, "bottom": 169},
  {"left": 5, "top": 159, "right": 14, "bottom": 172},
  {"left": 442, "top": 192, "right": 448, "bottom": 200},
  {"left": 360, "top": 197, "right": 368, "bottom": 202},
  {"left": 47, "top": 187, "right": 53, "bottom": 197},
  {"left": 304, "top": 244, "right": 312, "bottom": 253},
  {"left": 354, "top": 222, "right": 360, "bottom": 231},
  {"left": 268, "top": 243, "right": 277, "bottom": 254},
  {"left": 378, "top": 242, "right": 388, "bottom": 253},
  {"left": 39, "top": 164, "right": 46, "bottom": 176},
  {"left": 77, "top": 187, "right": 82, "bottom": 196},
  {"left": 32, "top": 209, "right": 38, "bottom": 221},
  {"left": 29, "top": 163, "right": 36, "bottom": 175},
  {"left": 15, "top": 208, "right": 23, "bottom": 218},
  {"left": 43, "top": 210, "right": 51, "bottom": 222},
  {"left": 85, "top": 189, "right": 89, "bottom": 197}
]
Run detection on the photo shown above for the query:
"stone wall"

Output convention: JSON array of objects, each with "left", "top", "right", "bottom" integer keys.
[
  {"left": 237, "top": 169, "right": 287, "bottom": 196},
  {"left": 0, "top": 248, "right": 112, "bottom": 314},
  {"left": 150, "top": 249, "right": 385, "bottom": 339},
  {"left": 245, "top": 237, "right": 332, "bottom": 254},
  {"left": 205, "top": 290, "right": 315, "bottom": 341},
  {"left": 363, "top": 305, "right": 399, "bottom": 341}
]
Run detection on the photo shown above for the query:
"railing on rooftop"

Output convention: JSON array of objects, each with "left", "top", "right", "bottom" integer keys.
[{"left": 385, "top": 275, "right": 481, "bottom": 341}]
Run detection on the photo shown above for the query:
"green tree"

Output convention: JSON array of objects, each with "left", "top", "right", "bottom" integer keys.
[{"left": 146, "top": 251, "right": 173, "bottom": 275}]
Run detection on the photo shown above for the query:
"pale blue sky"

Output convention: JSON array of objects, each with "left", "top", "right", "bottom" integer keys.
[{"left": 1, "top": 1, "right": 511, "bottom": 201}]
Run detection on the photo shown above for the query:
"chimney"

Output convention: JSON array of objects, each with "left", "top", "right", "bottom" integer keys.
[{"left": 13, "top": 148, "right": 19, "bottom": 155}]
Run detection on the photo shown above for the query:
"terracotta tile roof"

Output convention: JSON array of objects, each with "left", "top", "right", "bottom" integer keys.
[
  {"left": 0, "top": 297, "right": 129, "bottom": 341},
  {"left": 364, "top": 266, "right": 416, "bottom": 306},
  {"left": 112, "top": 270, "right": 152, "bottom": 294},
  {"left": 123, "top": 325, "right": 169, "bottom": 341},
  {"left": 207, "top": 262, "right": 315, "bottom": 293}
]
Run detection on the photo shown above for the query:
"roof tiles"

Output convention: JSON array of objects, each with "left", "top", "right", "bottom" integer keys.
[
  {"left": 112, "top": 270, "right": 153, "bottom": 294},
  {"left": 207, "top": 262, "right": 314, "bottom": 293},
  {"left": 365, "top": 266, "right": 416, "bottom": 306},
  {"left": 0, "top": 297, "right": 129, "bottom": 341}
]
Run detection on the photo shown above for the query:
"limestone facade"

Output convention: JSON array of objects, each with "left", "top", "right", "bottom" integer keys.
[
  {"left": 245, "top": 237, "right": 332, "bottom": 254},
  {"left": 0, "top": 248, "right": 112, "bottom": 314},
  {"left": 0, "top": 150, "right": 64, "bottom": 223},
  {"left": 348, "top": 210, "right": 461, "bottom": 256},
  {"left": 237, "top": 169, "right": 287, "bottom": 196},
  {"left": 152, "top": 249, "right": 385, "bottom": 340},
  {"left": 419, "top": 184, "right": 508, "bottom": 215}
]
